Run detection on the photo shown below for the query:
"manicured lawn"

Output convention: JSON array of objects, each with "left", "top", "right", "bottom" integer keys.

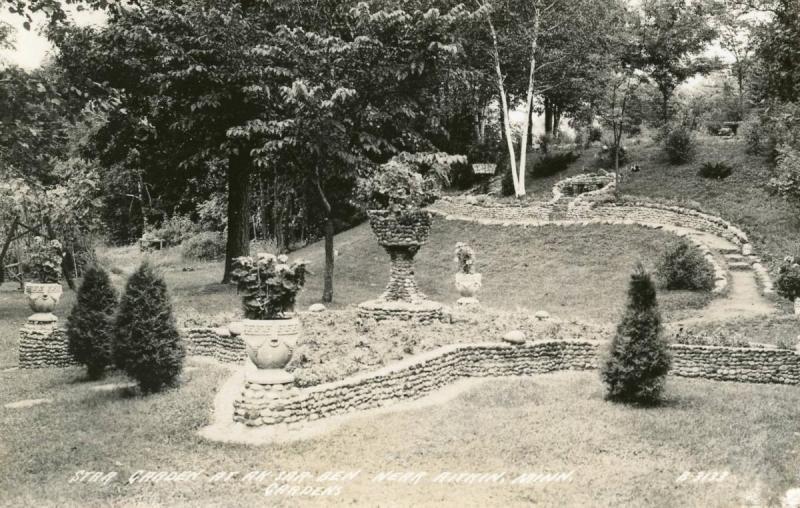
[
  {"left": 1, "top": 368, "right": 797, "bottom": 507},
  {"left": 95, "top": 220, "right": 709, "bottom": 325}
]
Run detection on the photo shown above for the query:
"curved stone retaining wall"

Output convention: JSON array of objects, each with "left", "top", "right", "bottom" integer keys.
[
  {"left": 233, "top": 341, "right": 599, "bottom": 426},
  {"left": 232, "top": 338, "right": 800, "bottom": 427},
  {"left": 433, "top": 198, "right": 750, "bottom": 249}
]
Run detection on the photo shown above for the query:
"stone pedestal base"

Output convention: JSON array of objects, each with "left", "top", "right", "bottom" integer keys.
[
  {"left": 232, "top": 379, "right": 300, "bottom": 427},
  {"left": 357, "top": 299, "right": 444, "bottom": 323},
  {"left": 18, "top": 318, "right": 77, "bottom": 369},
  {"left": 245, "top": 363, "right": 295, "bottom": 385},
  {"left": 457, "top": 297, "right": 480, "bottom": 307}
]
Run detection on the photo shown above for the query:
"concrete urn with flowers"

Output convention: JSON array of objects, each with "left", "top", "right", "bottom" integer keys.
[
  {"left": 454, "top": 242, "right": 481, "bottom": 306},
  {"left": 230, "top": 253, "right": 308, "bottom": 384},
  {"left": 23, "top": 237, "right": 65, "bottom": 323}
]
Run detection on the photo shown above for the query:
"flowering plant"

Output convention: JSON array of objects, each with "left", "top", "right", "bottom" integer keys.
[
  {"left": 357, "top": 152, "right": 465, "bottom": 214},
  {"left": 26, "top": 236, "right": 63, "bottom": 283},
  {"left": 454, "top": 242, "right": 475, "bottom": 274},
  {"left": 776, "top": 256, "right": 800, "bottom": 301},
  {"left": 231, "top": 253, "right": 308, "bottom": 319}
]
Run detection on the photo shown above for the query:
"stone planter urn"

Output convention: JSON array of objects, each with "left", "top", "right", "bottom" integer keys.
[
  {"left": 24, "top": 282, "right": 63, "bottom": 323},
  {"left": 241, "top": 317, "right": 300, "bottom": 384},
  {"left": 358, "top": 209, "right": 443, "bottom": 322},
  {"left": 367, "top": 209, "right": 432, "bottom": 302},
  {"left": 455, "top": 272, "right": 482, "bottom": 306}
]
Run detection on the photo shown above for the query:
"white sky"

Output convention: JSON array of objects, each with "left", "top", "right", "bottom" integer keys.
[{"left": 0, "top": 7, "right": 105, "bottom": 69}]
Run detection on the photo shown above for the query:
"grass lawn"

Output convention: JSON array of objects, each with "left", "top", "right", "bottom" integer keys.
[
  {"left": 1, "top": 368, "right": 798, "bottom": 507},
  {"left": 93, "top": 220, "right": 709, "bottom": 327}
]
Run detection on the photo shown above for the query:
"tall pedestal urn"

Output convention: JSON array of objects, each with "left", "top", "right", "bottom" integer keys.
[
  {"left": 24, "top": 283, "right": 63, "bottom": 324},
  {"left": 358, "top": 210, "right": 443, "bottom": 322}
]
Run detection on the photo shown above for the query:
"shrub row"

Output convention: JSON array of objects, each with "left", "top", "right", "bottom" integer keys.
[{"left": 66, "top": 263, "right": 184, "bottom": 393}]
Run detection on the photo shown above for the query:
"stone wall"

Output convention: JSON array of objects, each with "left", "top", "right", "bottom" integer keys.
[
  {"left": 233, "top": 341, "right": 600, "bottom": 426},
  {"left": 432, "top": 198, "right": 750, "bottom": 249},
  {"left": 20, "top": 325, "right": 800, "bottom": 388},
  {"left": 18, "top": 322, "right": 78, "bottom": 369},
  {"left": 183, "top": 327, "right": 246, "bottom": 364},
  {"left": 232, "top": 339, "right": 800, "bottom": 427},
  {"left": 670, "top": 343, "right": 800, "bottom": 384},
  {"left": 18, "top": 325, "right": 247, "bottom": 368}
]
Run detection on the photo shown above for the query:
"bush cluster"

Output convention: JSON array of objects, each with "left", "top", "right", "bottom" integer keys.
[
  {"left": 663, "top": 125, "right": 696, "bottom": 165},
  {"left": 113, "top": 262, "right": 185, "bottom": 393},
  {"left": 769, "top": 145, "right": 800, "bottom": 202},
  {"left": 147, "top": 214, "right": 200, "bottom": 246},
  {"left": 588, "top": 126, "right": 603, "bottom": 143},
  {"left": 697, "top": 161, "right": 733, "bottom": 180},
  {"left": 601, "top": 264, "right": 671, "bottom": 404},
  {"left": 656, "top": 240, "right": 715, "bottom": 291},
  {"left": 182, "top": 231, "right": 226, "bottom": 261},
  {"left": 529, "top": 151, "right": 579, "bottom": 179},
  {"left": 776, "top": 257, "right": 800, "bottom": 302}
]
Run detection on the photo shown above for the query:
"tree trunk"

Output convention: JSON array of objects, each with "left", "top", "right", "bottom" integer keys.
[
  {"left": 313, "top": 174, "right": 334, "bottom": 303},
  {"left": 553, "top": 106, "right": 561, "bottom": 138},
  {"left": 0, "top": 216, "right": 19, "bottom": 285},
  {"left": 544, "top": 97, "right": 553, "bottom": 135},
  {"left": 222, "top": 148, "right": 251, "bottom": 283}
]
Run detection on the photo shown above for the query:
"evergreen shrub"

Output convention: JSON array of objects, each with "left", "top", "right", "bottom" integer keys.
[
  {"left": 656, "top": 240, "right": 715, "bottom": 291},
  {"left": 66, "top": 266, "right": 118, "bottom": 379},
  {"left": 114, "top": 262, "right": 185, "bottom": 393},
  {"left": 601, "top": 263, "right": 671, "bottom": 404}
]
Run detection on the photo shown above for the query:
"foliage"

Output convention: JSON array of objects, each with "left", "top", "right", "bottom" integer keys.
[
  {"left": 113, "top": 262, "right": 185, "bottom": 393},
  {"left": 66, "top": 266, "right": 118, "bottom": 379},
  {"left": 588, "top": 126, "right": 604, "bottom": 143},
  {"left": 24, "top": 236, "right": 63, "bottom": 283},
  {"left": 454, "top": 242, "right": 475, "bottom": 274},
  {"left": 768, "top": 145, "right": 800, "bottom": 202},
  {"left": 663, "top": 124, "right": 696, "bottom": 164},
  {"left": 740, "top": 115, "right": 764, "bottom": 155},
  {"left": 196, "top": 194, "right": 227, "bottom": 233},
  {"left": 147, "top": 214, "right": 200, "bottom": 247},
  {"left": 751, "top": 0, "right": 800, "bottom": 104},
  {"left": 601, "top": 263, "right": 671, "bottom": 404},
  {"left": 530, "top": 151, "right": 580, "bottom": 178},
  {"left": 182, "top": 232, "right": 226, "bottom": 261},
  {"left": 634, "top": 0, "right": 719, "bottom": 123},
  {"left": 231, "top": 253, "right": 308, "bottom": 320},
  {"left": 697, "top": 161, "right": 733, "bottom": 180},
  {"left": 656, "top": 240, "right": 714, "bottom": 291},
  {"left": 759, "top": 101, "right": 800, "bottom": 158},
  {"left": 776, "top": 256, "right": 800, "bottom": 301},
  {"left": 357, "top": 152, "right": 463, "bottom": 213}
]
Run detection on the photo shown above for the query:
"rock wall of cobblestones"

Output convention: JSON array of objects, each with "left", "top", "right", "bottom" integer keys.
[
  {"left": 18, "top": 323, "right": 78, "bottom": 369},
  {"left": 232, "top": 339, "right": 800, "bottom": 427}
]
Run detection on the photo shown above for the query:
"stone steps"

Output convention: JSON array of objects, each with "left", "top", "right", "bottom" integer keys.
[{"left": 728, "top": 261, "right": 753, "bottom": 271}]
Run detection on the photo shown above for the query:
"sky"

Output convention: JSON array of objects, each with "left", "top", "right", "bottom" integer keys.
[{"left": 0, "top": 7, "right": 105, "bottom": 69}]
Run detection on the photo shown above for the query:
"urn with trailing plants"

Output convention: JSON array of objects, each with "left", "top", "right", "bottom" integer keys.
[
  {"left": 231, "top": 253, "right": 307, "bottom": 383},
  {"left": 454, "top": 242, "right": 481, "bottom": 305},
  {"left": 23, "top": 237, "right": 64, "bottom": 322},
  {"left": 357, "top": 152, "right": 464, "bottom": 305}
]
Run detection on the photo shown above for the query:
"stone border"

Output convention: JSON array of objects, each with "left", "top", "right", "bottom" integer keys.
[
  {"left": 224, "top": 338, "right": 800, "bottom": 433},
  {"left": 430, "top": 207, "right": 730, "bottom": 295}
]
